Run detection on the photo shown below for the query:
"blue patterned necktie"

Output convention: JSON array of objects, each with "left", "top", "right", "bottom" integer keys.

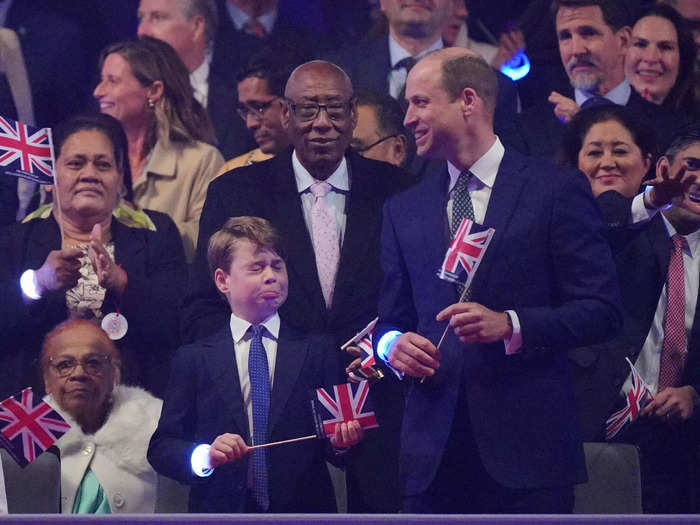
[
  {"left": 248, "top": 325, "right": 270, "bottom": 510},
  {"left": 451, "top": 171, "right": 475, "bottom": 298}
]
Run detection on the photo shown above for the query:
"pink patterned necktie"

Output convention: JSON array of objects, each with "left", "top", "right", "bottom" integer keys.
[
  {"left": 658, "top": 234, "right": 688, "bottom": 390},
  {"left": 310, "top": 182, "right": 340, "bottom": 308}
]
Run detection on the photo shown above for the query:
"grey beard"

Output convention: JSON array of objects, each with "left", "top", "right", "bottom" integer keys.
[{"left": 569, "top": 71, "right": 603, "bottom": 92}]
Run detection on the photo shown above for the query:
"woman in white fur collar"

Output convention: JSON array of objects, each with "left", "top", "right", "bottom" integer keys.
[{"left": 42, "top": 319, "right": 162, "bottom": 514}]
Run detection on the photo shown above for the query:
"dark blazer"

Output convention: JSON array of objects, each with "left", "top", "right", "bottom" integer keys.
[
  {"left": 182, "top": 148, "right": 410, "bottom": 512},
  {"left": 329, "top": 36, "right": 521, "bottom": 136},
  {"left": 0, "top": 211, "right": 186, "bottom": 398},
  {"left": 147, "top": 323, "right": 341, "bottom": 513},
  {"left": 570, "top": 199, "right": 700, "bottom": 441},
  {"left": 503, "top": 87, "right": 685, "bottom": 160},
  {"left": 375, "top": 149, "right": 623, "bottom": 495}
]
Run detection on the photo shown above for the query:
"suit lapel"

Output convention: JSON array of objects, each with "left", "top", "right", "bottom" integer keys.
[
  {"left": 268, "top": 323, "right": 308, "bottom": 434},
  {"left": 203, "top": 328, "right": 249, "bottom": 438},
  {"left": 330, "top": 154, "right": 375, "bottom": 319},
  {"left": 470, "top": 150, "right": 528, "bottom": 299},
  {"left": 111, "top": 218, "right": 146, "bottom": 267}
]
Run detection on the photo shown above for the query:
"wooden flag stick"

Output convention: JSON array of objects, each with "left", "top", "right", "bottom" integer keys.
[
  {"left": 421, "top": 284, "right": 471, "bottom": 384},
  {"left": 248, "top": 434, "right": 317, "bottom": 450}
]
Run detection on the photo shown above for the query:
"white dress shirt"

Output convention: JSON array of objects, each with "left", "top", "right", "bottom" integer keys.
[
  {"left": 622, "top": 216, "right": 700, "bottom": 396},
  {"left": 292, "top": 150, "right": 349, "bottom": 246},
  {"left": 387, "top": 34, "right": 443, "bottom": 99},
  {"left": 229, "top": 312, "right": 280, "bottom": 439},
  {"left": 574, "top": 79, "right": 632, "bottom": 107},
  {"left": 189, "top": 51, "right": 211, "bottom": 108}
]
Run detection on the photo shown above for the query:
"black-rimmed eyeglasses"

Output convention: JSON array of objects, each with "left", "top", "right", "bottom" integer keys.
[
  {"left": 49, "top": 354, "right": 112, "bottom": 377},
  {"left": 351, "top": 134, "right": 399, "bottom": 153},
  {"left": 287, "top": 99, "right": 354, "bottom": 122},
  {"left": 236, "top": 98, "right": 280, "bottom": 121}
]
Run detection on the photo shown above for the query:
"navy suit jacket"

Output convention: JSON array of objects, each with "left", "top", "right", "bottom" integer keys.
[
  {"left": 147, "top": 323, "right": 341, "bottom": 513},
  {"left": 375, "top": 148, "right": 623, "bottom": 494},
  {"left": 502, "top": 87, "right": 686, "bottom": 160},
  {"left": 570, "top": 199, "right": 700, "bottom": 441}
]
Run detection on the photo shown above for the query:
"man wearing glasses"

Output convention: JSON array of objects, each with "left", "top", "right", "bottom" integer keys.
[
  {"left": 184, "top": 60, "right": 411, "bottom": 513},
  {"left": 218, "top": 49, "right": 302, "bottom": 173}
]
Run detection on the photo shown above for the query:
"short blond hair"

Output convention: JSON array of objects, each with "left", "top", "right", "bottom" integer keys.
[{"left": 207, "top": 216, "right": 285, "bottom": 276}]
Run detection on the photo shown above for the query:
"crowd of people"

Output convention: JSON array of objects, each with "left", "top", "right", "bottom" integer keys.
[{"left": 0, "top": 0, "right": 699, "bottom": 517}]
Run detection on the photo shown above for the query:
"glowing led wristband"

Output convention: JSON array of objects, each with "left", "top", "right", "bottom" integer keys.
[
  {"left": 500, "top": 52, "right": 530, "bottom": 82},
  {"left": 20, "top": 269, "right": 41, "bottom": 300},
  {"left": 376, "top": 330, "right": 402, "bottom": 363},
  {"left": 190, "top": 444, "right": 214, "bottom": 477}
]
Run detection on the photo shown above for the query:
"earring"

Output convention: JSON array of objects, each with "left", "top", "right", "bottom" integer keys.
[{"left": 147, "top": 99, "right": 155, "bottom": 109}]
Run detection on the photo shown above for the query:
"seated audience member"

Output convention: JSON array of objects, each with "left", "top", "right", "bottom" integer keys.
[
  {"left": 0, "top": 113, "right": 186, "bottom": 398},
  {"left": 43, "top": 319, "right": 162, "bottom": 514},
  {"left": 566, "top": 124, "right": 700, "bottom": 513},
  {"left": 148, "top": 216, "right": 362, "bottom": 513},
  {"left": 625, "top": 5, "right": 698, "bottom": 118},
  {"left": 351, "top": 89, "right": 411, "bottom": 168},
  {"left": 136, "top": 0, "right": 255, "bottom": 160},
  {"left": 442, "top": 0, "right": 525, "bottom": 70},
  {"left": 558, "top": 104, "right": 655, "bottom": 200},
  {"left": 94, "top": 37, "right": 224, "bottom": 261},
  {"left": 217, "top": 47, "right": 301, "bottom": 174},
  {"left": 506, "top": 0, "right": 681, "bottom": 159}
]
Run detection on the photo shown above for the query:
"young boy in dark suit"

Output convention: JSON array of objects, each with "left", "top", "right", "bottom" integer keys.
[{"left": 148, "top": 216, "right": 362, "bottom": 513}]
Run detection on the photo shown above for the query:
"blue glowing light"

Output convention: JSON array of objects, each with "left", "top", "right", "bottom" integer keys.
[{"left": 500, "top": 52, "right": 530, "bottom": 82}]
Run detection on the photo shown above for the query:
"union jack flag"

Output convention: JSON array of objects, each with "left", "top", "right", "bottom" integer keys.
[
  {"left": 0, "top": 116, "right": 54, "bottom": 185},
  {"left": 605, "top": 358, "right": 652, "bottom": 441},
  {"left": 437, "top": 218, "right": 495, "bottom": 289},
  {"left": 0, "top": 388, "right": 71, "bottom": 467},
  {"left": 311, "top": 381, "right": 379, "bottom": 438}
]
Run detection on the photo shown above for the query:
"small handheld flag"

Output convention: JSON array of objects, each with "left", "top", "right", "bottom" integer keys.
[
  {"left": 0, "top": 116, "right": 54, "bottom": 185},
  {"left": 605, "top": 358, "right": 652, "bottom": 441},
  {"left": 311, "top": 381, "right": 379, "bottom": 438},
  {"left": 437, "top": 218, "right": 495, "bottom": 290},
  {"left": 0, "top": 388, "right": 71, "bottom": 467}
]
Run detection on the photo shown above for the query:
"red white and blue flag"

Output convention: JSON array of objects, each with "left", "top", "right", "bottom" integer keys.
[
  {"left": 605, "top": 358, "right": 651, "bottom": 441},
  {"left": 0, "top": 388, "right": 71, "bottom": 467},
  {"left": 311, "top": 381, "right": 379, "bottom": 438},
  {"left": 437, "top": 218, "right": 495, "bottom": 289},
  {"left": 0, "top": 116, "right": 54, "bottom": 185}
]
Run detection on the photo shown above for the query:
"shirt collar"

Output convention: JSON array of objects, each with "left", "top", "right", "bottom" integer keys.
[
  {"left": 229, "top": 311, "right": 280, "bottom": 344},
  {"left": 226, "top": 3, "right": 277, "bottom": 33},
  {"left": 447, "top": 136, "right": 504, "bottom": 192},
  {"left": 388, "top": 34, "right": 443, "bottom": 68},
  {"left": 190, "top": 50, "right": 211, "bottom": 86},
  {"left": 292, "top": 150, "right": 350, "bottom": 194},
  {"left": 574, "top": 79, "right": 631, "bottom": 107},
  {"left": 661, "top": 214, "right": 700, "bottom": 258}
]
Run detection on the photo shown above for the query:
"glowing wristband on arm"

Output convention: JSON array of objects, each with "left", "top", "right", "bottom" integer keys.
[
  {"left": 500, "top": 52, "right": 530, "bottom": 82},
  {"left": 20, "top": 269, "right": 41, "bottom": 300},
  {"left": 376, "top": 330, "right": 402, "bottom": 363},
  {"left": 190, "top": 444, "right": 214, "bottom": 477}
]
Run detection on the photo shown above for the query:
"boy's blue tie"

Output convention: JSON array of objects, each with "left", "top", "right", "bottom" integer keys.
[{"left": 249, "top": 324, "right": 270, "bottom": 510}]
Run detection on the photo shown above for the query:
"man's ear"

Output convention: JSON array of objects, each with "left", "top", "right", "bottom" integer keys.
[
  {"left": 459, "top": 87, "right": 478, "bottom": 116},
  {"left": 214, "top": 268, "right": 229, "bottom": 295},
  {"left": 615, "top": 26, "right": 631, "bottom": 55},
  {"left": 391, "top": 135, "right": 408, "bottom": 166},
  {"left": 281, "top": 100, "right": 291, "bottom": 131}
]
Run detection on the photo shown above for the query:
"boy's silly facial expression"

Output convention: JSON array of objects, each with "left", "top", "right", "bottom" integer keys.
[{"left": 214, "top": 239, "right": 288, "bottom": 325}]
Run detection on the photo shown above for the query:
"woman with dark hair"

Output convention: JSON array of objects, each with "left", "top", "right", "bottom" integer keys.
[
  {"left": 558, "top": 104, "right": 656, "bottom": 199},
  {"left": 0, "top": 112, "right": 186, "bottom": 398},
  {"left": 94, "top": 37, "right": 223, "bottom": 260},
  {"left": 625, "top": 4, "right": 698, "bottom": 117}
]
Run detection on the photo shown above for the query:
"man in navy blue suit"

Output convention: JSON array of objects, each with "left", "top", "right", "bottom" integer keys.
[{"left": 374, "top": 47, "right": 623, "bottom": 513}]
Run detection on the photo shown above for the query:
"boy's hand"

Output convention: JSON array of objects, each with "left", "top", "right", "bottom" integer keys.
[
  {"left": 330, "top": 420, "right": 364, "bottom": 449},
  {"left": 209, "top": 433, "right": 249, "bottom": 467}
]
